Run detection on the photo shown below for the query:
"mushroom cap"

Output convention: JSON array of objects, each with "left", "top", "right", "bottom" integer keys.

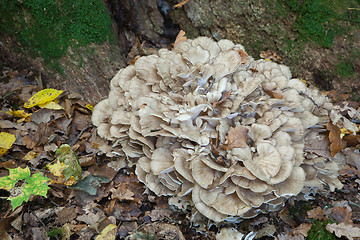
[{"left": 92, "top": 36, "right": 343, "bottom": 224}]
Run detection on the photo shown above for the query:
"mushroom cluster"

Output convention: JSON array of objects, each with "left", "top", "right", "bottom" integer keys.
[{"left": 92, "top": 37, "right": 344, "bottom": 222}]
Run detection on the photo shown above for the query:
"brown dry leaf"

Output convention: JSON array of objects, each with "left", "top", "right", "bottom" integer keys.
[
  {"left": 174, "top": 30, "right": 187, "bottom": 47},
  {"left": 327, "top": 122, "right": 345, "bottom": 157},
  {"left": 326, "top": 222, "right": 360, "bottom": 240},
  {"left": 331, "top": 206, "right": 353, "bottom": 224},
  {"left": 0, "top": 160, "right": 16, "bottom": 169},
  {"left": 110, "top": 183, "right": 135, "bottom": 202},
  {"left": 174, "top": 0, "right": 191, "bottom": 8},
  {"left": 307, "top": 207, "right": 327, "bottom": 220},
  {"left": 304, "top": 136, "right": 332, "bottom": 158},
  {"left": 212, "top": 91, "right": 232, "bottom": 109},
  {"left": 260, "top": 50, "right": 283, "bottom": 63},
  {"left": 292, "top": 223, "right": 312, "bottom": 237},
  {"left": 225, "top": 126, "right": 249, "bottom": 150},
  {"left": 56, "top": 207, "right": 78, "bottom": 225},
  {"left": 235, "top": 49, "right": 248, "bottom": 64},
  {"left": 339, "top": 165, "right": 358, "bottom": 178},
  {"left": 343, "top": 134, "right": 360, "bottom": 147},
  {"left": 263, "top": 84, "right": 284, "bottom": 99}
]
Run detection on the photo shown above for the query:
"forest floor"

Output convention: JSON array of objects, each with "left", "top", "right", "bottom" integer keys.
[{"left": 0, "top": 62, "right": 360, "bottom": 240}]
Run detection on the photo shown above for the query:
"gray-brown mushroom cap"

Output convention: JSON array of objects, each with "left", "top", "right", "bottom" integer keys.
[{"left": 92, "top": 36, "right": 344, "bottom": 223}]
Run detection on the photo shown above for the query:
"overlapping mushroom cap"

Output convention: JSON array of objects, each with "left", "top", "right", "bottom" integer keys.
[{"left": 92, "top": 37, "right": 344, "bottom": 222}]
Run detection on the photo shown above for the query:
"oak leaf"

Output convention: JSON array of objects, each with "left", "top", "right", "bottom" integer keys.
[
  {"left": 292, "top": 223, "right": 312, "bottom": 237},
  {"left": 307, "top": 207, "right": 327, "bottom": 220},
  {"left": 326, "top": 223, "right": 360, "bottom": 240},
  {"left": 224, "top": 126, "right": 249, "bottom": 150}
]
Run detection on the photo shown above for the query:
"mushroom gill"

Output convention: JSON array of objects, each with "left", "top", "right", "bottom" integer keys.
[{"left": 92, "top": 36, "right": 345, "bottom": 223}]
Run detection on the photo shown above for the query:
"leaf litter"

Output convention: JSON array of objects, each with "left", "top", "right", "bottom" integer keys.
[{"left": 1, "top": 48, "right": 360, "bottom": 240}]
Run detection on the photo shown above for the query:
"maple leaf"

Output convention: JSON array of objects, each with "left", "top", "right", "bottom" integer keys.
[
  {"left": 224, "top": 126, "right": 249, "bottom": 150},
  {"left": 0, "top": 167, "right": 49, "bottom": 210},
  {"left": 174, "top": 30, "right": 187, "bottom": 47},
  {"left": 326, "top": 223, "right": 360, "bottom": 240},
  {"left": 326, "top": 122, "right": 345, "bottom": 157}
]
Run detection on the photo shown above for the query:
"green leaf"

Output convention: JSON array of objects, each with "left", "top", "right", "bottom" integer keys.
[
  {"left": 0, "top": 167, "right": 50, "bottom": 210},
  {"left": 25, "top": 173, "right": 50, "bottom": 197},
  {"left": 8, "top": 190, "right": 31, "bottom": 210},
  {"left": 0, "top": 167, "right": 31, "bottom": 190},
  {"left": 55, "top": 144, "right": 82, "bottom": 183}
]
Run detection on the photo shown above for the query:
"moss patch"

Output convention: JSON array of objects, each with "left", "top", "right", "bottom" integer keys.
[
  {"left": 277, "top": 0, "right": 360, "bottom": 48},
  {"left": 0, "top": 0, "right": 114, "bottom": 67},
  {"left": 308, "top": 220, "right": 337, "bottom": 240}
]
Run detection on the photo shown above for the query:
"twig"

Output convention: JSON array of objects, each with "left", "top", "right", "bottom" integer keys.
[
  {"left": 174, "top": 0, "right": 191, "bottom": 8},
  {"left": 70, "top": 125, "right": 93, "bottom": 146}
]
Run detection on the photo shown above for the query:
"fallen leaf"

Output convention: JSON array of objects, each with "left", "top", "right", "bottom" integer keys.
[
  {"left": 110, "top": 183, "right": 135, "bottom": 202},
  {"left": 327, "top": 122, "right": 345, "bottom": 157},
  {"left": 23, "top": 150, "right": 39, "bottom": 161},
  {"left": 331, "top": 206, "right": 353, "bottom": 224},
  {"left": 236, "top": 49, "right": 248, "bottom": 64},
  {"left": 292, "top": 223, "right": 312, "bottom": 237},
  {"left": 260, "top": 50, "right": 283, "bottom": 63},
  {"left": 224, "top": 126, "right": 249, "bottom": 150},
  {"left": 95, "top": 224, "right": 117, "bottom": 240},
  {"left": 174, "top": 30, "right": 187, "bottom": 47},
  {"left": 71, "top": 174, "right": 110, "bottom": 195},
  {"left": 6, "top": 109, "right": 32, "bottom": 122},
  {"left": 24, "top": 88, "right": 63, "bottom": 108},
  {"left": 307, "top": 207, "right": 327, "bottom": 220},
  {"left": 263, "top": 86, "right": 284, "bottom": 99},
  {"left": 326, "top": 222, "right": 360, "bottom": 240},
  {"left": 38, "top": 100, "right": 64, "bottom": 110},
  {"left": 0, "top": 132, "right": 16, "bottom": 157},
  {"left": 174, "top": 0, "right": 191, "bottom": 8}
]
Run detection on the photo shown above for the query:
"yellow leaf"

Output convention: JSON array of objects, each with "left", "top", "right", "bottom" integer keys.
[
  {"left": 47, "top": 160, "right": 77, "bottom": 186},
  {"left": 23, "top": 150, "right": 39, "bottom": 161},
  {"left": 38, "top": 101, "right": 64, "bottom": 110},
  {"left": 95, "top": 224, "right": 117, "bottom": 240},
  {"left": 24, "top": 89, "right": 63, "bottom": 108},
  {"left": 0, "top": 132, "right": 16, "bottom": 157},
  {"left": 47, "top": 160, "right": 67, "bottom": 177},
  {"left": 7, "top": 109, "right": 32, "bottom": 119},
  {"left": 85, "top": 104, "right": 94, "bottom": 112}
]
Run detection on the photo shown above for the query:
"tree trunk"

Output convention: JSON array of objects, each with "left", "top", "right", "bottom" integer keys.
[{"left": 1, "top": 0, "right": 359, "bottom": 103}]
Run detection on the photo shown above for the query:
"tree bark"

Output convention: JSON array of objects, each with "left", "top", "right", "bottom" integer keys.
[{"left": 1, "top": 0, "right": 359, "bottom": 103}]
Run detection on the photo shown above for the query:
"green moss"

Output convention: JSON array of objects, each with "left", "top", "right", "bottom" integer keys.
[
  {"left": 0, "top": 0, "right": 114, "bottom": 68},
  {"left": 335, "top": 60, "right": 355, "bottom": 77},
  {"left": 277, "top": 0, "right": 360, "bottom": 48},
  {"left": 47, "top": 227, "right": 64, "bottom": 238},
  {"left": 308, "top": 220, "right": 337, "bottom": 240}
]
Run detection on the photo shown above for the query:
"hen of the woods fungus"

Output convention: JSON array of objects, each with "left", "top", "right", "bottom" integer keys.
[{"left": 92, "top": 37, "right": 352, "bottom": 223}]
